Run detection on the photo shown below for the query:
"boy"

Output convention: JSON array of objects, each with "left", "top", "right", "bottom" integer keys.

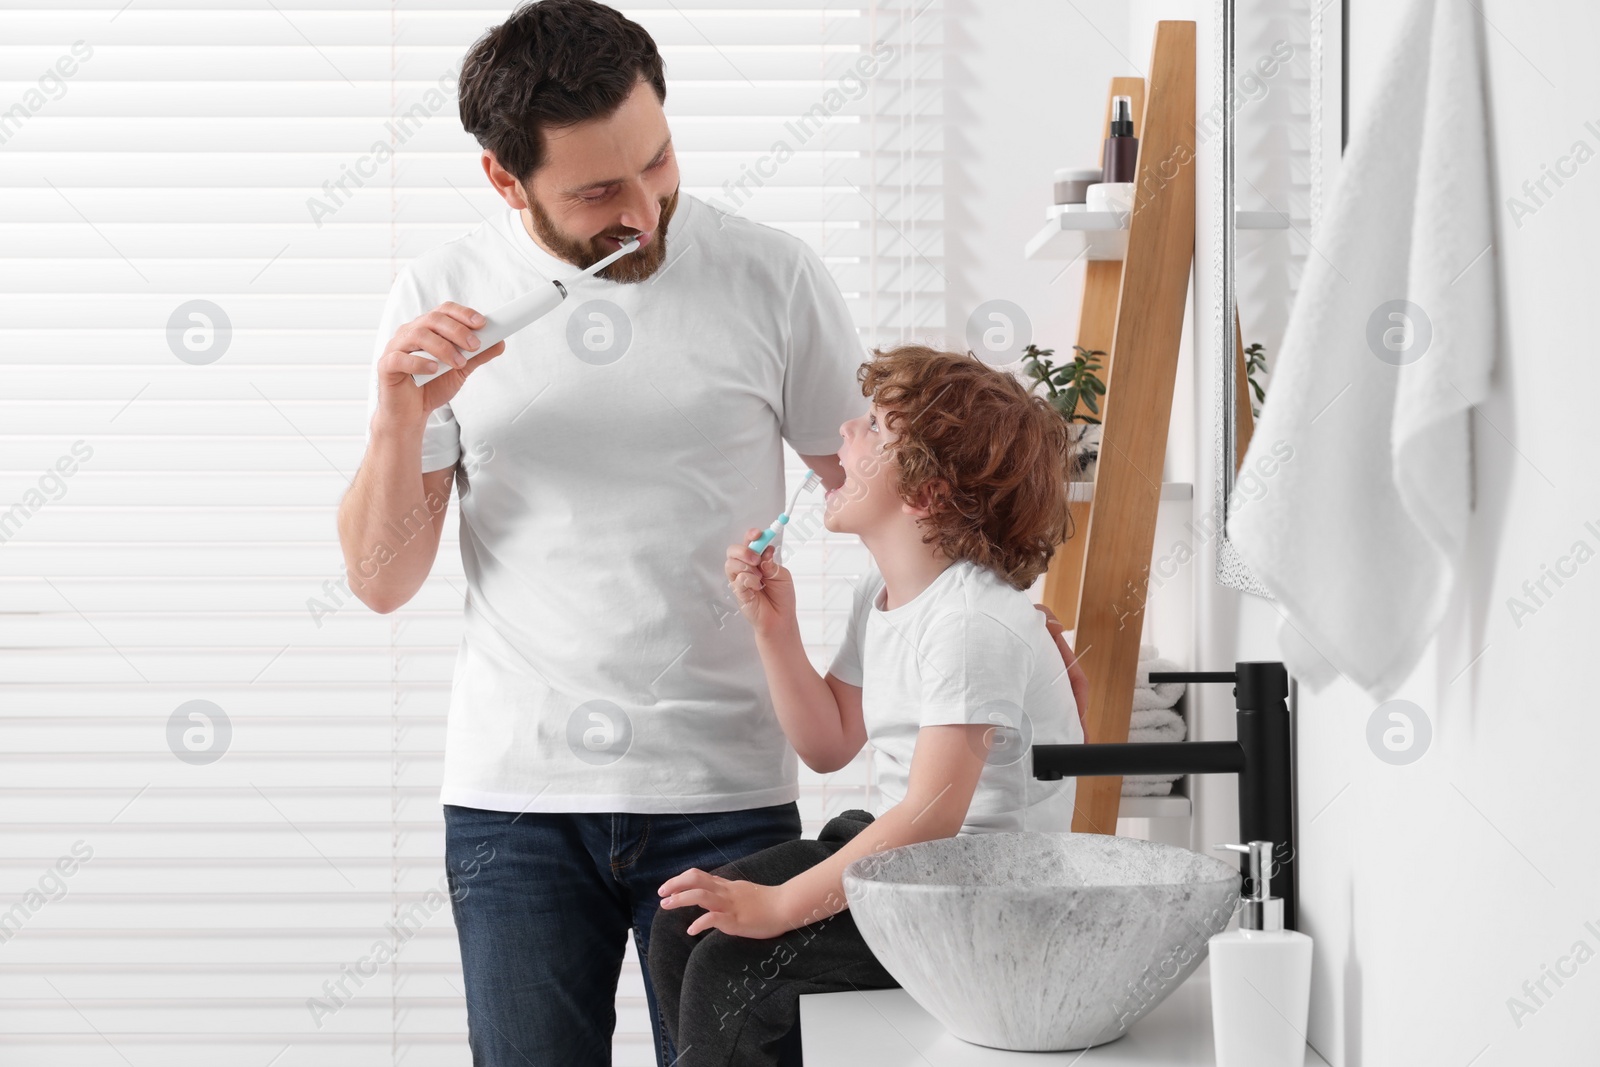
[{"left": 648, "top": 344, "right": 1087, "bottom": 1066}]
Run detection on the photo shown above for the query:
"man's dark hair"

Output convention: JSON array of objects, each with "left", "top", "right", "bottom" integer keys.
[{"left": 458, "top": 0, "right": 667, "bottom": 182}]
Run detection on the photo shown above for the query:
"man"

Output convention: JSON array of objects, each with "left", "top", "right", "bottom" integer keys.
[
  {"left": 337, "top": 2, "right": 1089, "bottom": 1064},
  {"left": 339, "top": 2, "right": 859, "bottom": 1063}
]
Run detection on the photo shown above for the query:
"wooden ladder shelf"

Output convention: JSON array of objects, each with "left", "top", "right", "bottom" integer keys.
[{"left": 1038, "top": 21, "right": 1199, "bottom": 835}]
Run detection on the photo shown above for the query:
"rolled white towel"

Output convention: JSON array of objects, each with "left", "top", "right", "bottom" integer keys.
[
  {"left": 1118, "top": 646, "right": 1188, "bottom": 797},
  {"left": 1123, "top": 774, "right": 1180, "bottom": 796},
  {"left": 1131, "top": 705, "right": 1184, "bottom": 733},
  {"left": 1133, "top": 686, "right": 1180, "bottom": 711},
  {"left": 1126, "top": 713, "right": 1190, "bottom": 790},
  {"left": 1128, "top": 724, "right": 1183, "bottom": 745},
  {"left": 1134, "top": 654, "right": 1186, "bottom": 709},
  {"left": 1128, "top": 706, "right": 1186, "bottom": 744}
]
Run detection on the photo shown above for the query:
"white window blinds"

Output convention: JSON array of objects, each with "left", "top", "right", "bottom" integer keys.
[{"left": 0, "top": 2, "right": 943, "bottom": 1064}]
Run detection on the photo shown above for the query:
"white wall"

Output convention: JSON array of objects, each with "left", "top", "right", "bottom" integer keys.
[
  {"left": 941, "top": 0, "right": 1131, "bottom": 359},
  {"left": 1284, "top": 2, "right": 1600, "bottom": 1063}
]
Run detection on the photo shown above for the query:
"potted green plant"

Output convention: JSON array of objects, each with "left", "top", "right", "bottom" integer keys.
[
  {"left": 1243, "top": 341, "right": 1269, "bottom": 418},
  {"left": 1021, "top": 342, "right": 1107, "bottom": 482}
]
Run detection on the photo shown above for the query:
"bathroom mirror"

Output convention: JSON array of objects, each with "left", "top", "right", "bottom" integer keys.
[{"left": 1211, "top": 0, "right": 1338, "bottom": 595}]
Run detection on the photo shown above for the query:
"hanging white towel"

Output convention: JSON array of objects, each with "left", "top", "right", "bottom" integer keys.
[{"left": 1227, "top": 0, "right": 1497, "bottom": 700}]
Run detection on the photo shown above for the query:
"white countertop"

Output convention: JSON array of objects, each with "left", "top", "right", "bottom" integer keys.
[{"left": 800, "top": 957, "right": 1329, "bottom": 1066}]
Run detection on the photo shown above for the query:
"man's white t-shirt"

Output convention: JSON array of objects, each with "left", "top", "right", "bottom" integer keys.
[
  {"left": 827, "top": 558, "right": 1082, "bottom": 834},
  {"left": 363, "top": 193, "right": 869, "bottom": 814}
]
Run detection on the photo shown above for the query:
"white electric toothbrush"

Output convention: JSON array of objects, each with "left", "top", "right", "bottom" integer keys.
[
  {"left": 411, "top": 236, "right": 641, "bottom": 387},
  {"left": 748, "top": 469, "right": 822, "bottom": 554}
]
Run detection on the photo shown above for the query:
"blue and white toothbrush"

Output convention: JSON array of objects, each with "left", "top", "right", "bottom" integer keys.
[{"left": 748, "top": 469, "right": 822, "bottom": 553}]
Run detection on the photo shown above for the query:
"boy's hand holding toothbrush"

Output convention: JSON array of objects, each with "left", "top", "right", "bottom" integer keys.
[
  {"left": 726, "top": 468, "right": 822, "bottom": 639},
  {"left": 725, "top": 529, "right": 797, "bottom": 639}
]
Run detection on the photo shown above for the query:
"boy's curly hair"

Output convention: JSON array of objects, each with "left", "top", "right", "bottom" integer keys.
[{"left": 856, "top": 344, "right": 1077, "bottom": 591}]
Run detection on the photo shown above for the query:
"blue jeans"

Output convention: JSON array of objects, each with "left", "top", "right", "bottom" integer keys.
[{"left": 443, "top": 800, "right": 804, "bottom": 1067}]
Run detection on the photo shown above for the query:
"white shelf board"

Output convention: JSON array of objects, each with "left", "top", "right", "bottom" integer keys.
[
  {"left": 1025, "top": 206, "right": 1290, "bottom": 262},
  {"left": 1067, "top": 479, "right": 1192, "bottom": 504},
  {"left": 802, "top": 955, "right": 1330, "bottom": 1066},
  {"left": 1025, "top": 209, "right": 1133, "bottom": 261}
]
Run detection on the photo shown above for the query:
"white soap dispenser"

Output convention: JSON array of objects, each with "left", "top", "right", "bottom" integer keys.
[{"left": 1208, "top": 840, "right": 1313, "bottom": 1067}]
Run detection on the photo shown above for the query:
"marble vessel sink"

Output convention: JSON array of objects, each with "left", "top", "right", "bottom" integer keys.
[{"left": 842, "top": 832, "right": 1241, "bottom": 1052}]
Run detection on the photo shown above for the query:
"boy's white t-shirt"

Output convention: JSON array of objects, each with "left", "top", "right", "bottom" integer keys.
[
  {"left": 362, "top": 192, "right": 869, "bottom": 814},
  {"left": 828, "top": 558, "right": 1082, "bottom": 834}
]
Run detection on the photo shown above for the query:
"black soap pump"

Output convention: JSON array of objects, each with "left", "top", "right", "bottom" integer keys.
[{"left": 1101, "top": 95, "right": 1138, "bottom": 184}]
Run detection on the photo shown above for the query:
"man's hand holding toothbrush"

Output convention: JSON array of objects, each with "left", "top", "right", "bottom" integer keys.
[
  {"left": 374, "top": 302, "right": 508, "bottom": 429},
  {"left": 341, "top": 303, "right": 507, "bottom": 618}
]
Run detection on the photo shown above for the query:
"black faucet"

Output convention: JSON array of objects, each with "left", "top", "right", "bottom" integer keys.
[{"left": 1031, "top": 660, "right": 1297, "bottom": 931}]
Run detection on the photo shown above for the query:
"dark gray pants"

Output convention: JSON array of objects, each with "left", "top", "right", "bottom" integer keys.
[{"left": 646, "top": 808, "right": 901, "bottom": 1066}]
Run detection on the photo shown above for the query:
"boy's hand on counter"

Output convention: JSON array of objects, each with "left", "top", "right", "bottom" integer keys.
[
  {"left": 657, "top": 867, "right": 798, "bottom": 940},
  {"left": 726, "top": 529, "right": 797, "bottom": 638}
]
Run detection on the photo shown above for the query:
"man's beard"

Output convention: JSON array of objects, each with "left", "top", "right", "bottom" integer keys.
[{"left": 525, "top": 185, "right": 679, "bottom": 284}]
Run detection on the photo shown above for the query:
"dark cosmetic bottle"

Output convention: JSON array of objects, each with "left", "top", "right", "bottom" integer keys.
[{"left": 1102, "top": 95, "right": 1138, "bottom": 183}]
